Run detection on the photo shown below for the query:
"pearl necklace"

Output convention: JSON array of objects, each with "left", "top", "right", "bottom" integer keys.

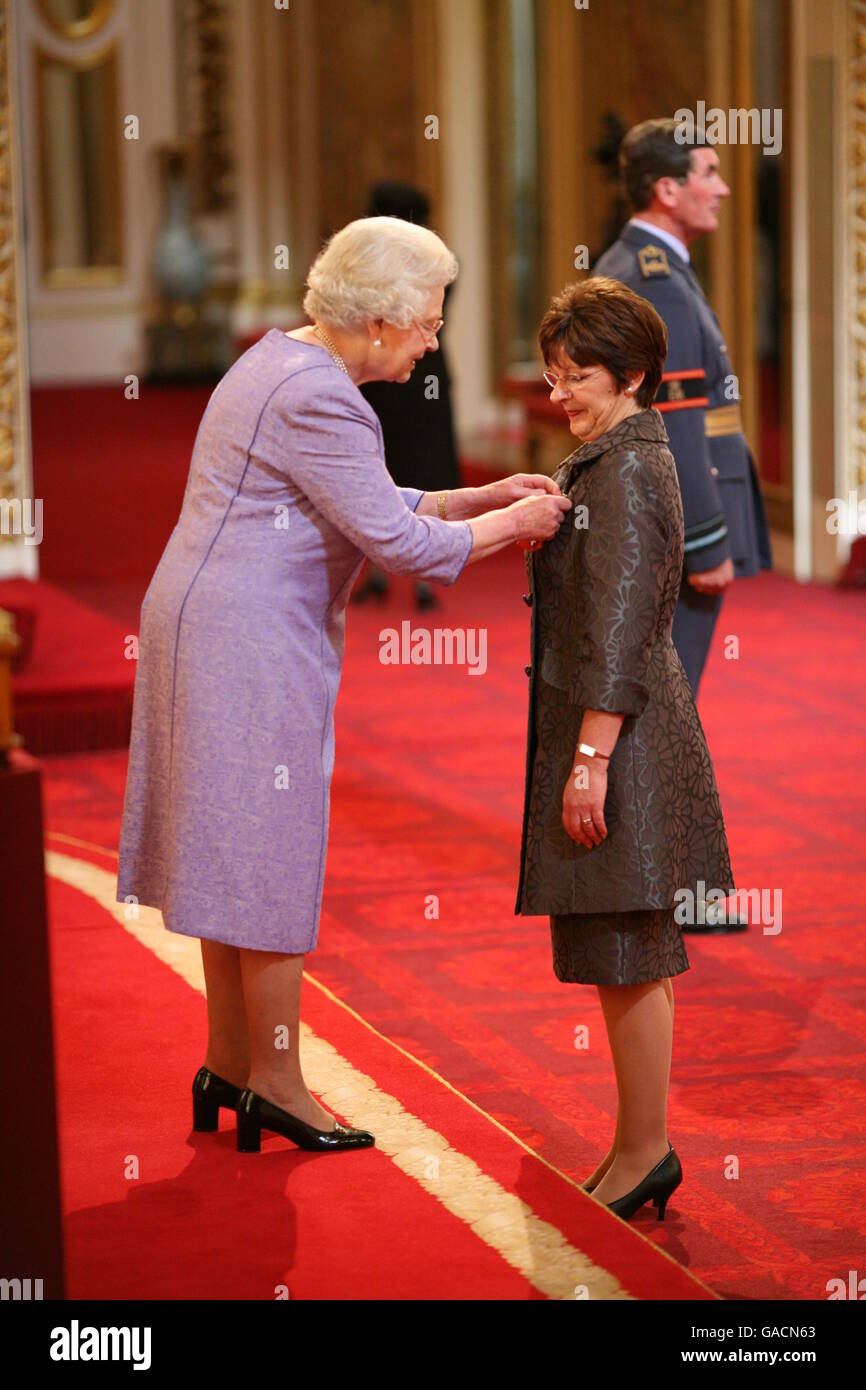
[{"left": 313, "top": 324, "right": 350, "bottom": 376}]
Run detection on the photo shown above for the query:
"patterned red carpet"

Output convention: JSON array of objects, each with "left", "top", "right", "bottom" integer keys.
[{"left": 39, "top": 550, "right": 866, "bottom": 1299}]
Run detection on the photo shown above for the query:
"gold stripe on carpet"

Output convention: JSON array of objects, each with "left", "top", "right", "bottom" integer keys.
[{"left": 46, "top": 849, "right": 634, "bottom": 1301}]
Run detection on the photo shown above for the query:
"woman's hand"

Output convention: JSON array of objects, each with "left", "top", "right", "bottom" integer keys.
[
  {"left": 687, "top": 556, "right": 735, "bottom": 594},
  {"left": 479, "top": 473, "right": 563, "bottom": 509},
  {"left": 463, "top": 489, "right": 569, "bottom": 565},
  {"left": 508, "top": 492, "right": 572, "bottom": 546},
  {"left": 562, "top": 756, "right": 608, "bottom": 848}
]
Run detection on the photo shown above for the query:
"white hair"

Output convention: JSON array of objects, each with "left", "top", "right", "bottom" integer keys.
[{"left": 303, "top": 216, "right": 458, "bottom": 330}]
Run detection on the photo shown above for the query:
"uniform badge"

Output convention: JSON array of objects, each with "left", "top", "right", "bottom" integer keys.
[{"left": 638, "top": 244, "right": 671, "bottom": 278}]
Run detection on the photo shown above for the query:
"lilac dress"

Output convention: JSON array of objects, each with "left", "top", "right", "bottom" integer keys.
[{"left": 116, "top": 332, "right": 472, "bottom": 952}]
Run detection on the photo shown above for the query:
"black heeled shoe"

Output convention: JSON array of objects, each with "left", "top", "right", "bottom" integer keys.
[
  {"left": 351, "top": 571, "right": 389, "bottom": 605},
  {"left": 605, "top": 1144, "right": 682, "bottom": 1221},
  {"left": 192, "top": 1065, "right": 244, "bottom": 1131},
  {"left": 236, "top": 1087, "right": 375, "bottom": 1154},
  {"left": 415, "top": 582, "right": 438, "bottom": 612}
]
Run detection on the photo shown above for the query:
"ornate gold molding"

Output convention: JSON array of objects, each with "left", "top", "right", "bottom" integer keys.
[
  {"left": 35, "top": 0, "right": 114, "bottom": 42},
  {"left": 35, "top": 39, "right": 124, "bottom": 286},
  {"left": 411, "top": 0, "right": 443, "bottom": 224},
  {"left": 846, "top": 0, "right": 866, "bottom": 491},
  {"left": 180, "top": 0, "right": 235, "bottom": 215},
  {"left": 0, "top": 0, "right": 34, "bottom": 566},
  {"left": 0, "top": 606, "right": 20, "bottom": 757}
]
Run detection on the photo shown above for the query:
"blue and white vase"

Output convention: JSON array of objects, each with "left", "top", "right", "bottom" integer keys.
[{"left": 151, "top": 145, "right": 210, "bottom": 305}]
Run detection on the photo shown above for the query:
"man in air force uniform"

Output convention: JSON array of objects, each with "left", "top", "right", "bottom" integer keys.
[{"left": 593, "top": 117, "right": 771, "bottom": 700}]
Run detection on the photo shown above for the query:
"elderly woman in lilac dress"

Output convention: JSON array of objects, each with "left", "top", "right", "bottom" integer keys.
[{"left": 117, "top": 216, "right": 571, "bottom": 1154}]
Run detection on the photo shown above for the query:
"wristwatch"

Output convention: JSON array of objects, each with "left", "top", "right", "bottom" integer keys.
[{"left": 577, "top": 742, "right": 610, "bottom": 760}]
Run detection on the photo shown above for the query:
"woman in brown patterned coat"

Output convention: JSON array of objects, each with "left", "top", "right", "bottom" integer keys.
[{"left": 515, "top": 278, "right": 734, "bottom": 1222}]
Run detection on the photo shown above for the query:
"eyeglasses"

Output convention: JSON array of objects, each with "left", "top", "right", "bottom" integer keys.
[
  {"left": 414, "top": 317, "right": 444, "bottom": 345},
  {"left": 542, "top": 367, "right": 604, "bottom": 393}
]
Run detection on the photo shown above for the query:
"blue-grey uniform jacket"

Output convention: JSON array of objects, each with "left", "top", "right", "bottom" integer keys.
[{"left": 593, "top": 223, "right": 772, "bottom": 577}]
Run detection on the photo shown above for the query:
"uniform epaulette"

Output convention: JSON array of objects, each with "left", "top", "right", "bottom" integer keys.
[
  {"left": 637, "top": 245, "right": 671, "bottom": 278},
  {"left": 655, "top": 369, "right": 708, "bottom": 411}
]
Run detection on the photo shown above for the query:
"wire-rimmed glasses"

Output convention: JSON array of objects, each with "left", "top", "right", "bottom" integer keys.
[{"left": 542, "top": 367, "right": 604, "bottom": 393}]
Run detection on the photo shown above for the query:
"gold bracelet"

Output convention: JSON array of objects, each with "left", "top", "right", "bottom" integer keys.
[{"left": 437, "top": 492, "right": 448, "bottom": 520}]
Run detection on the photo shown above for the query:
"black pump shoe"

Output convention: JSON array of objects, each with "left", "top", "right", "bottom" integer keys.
[
  {"left": 236, "top": 1087, "right": 375, "bottom": 1154},
  {"left": 351, "top": 572, "right": 389, "bottom": 605},
  {"left": 192, "top": 1065, "right": 244, "bottom": 1131},
  {"left": 415, "top": 583, "right": 438, "bottom": 612},
  {"left": 605, "top": 1144, "right": 682, "bottom": 1222}
]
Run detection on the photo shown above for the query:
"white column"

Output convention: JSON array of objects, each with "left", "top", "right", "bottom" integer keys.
[
  {"left": 230, "top": 0, "right": 268, "bottom": 332},
  {"left": 0, "top": 0, "right": 36, "bottom": 579},
  {"left": 436, "top": 0, "right": 494, "bottom": 438},
  {"left": 288, "top": 0, "right": 320, "bottom": 289},
  {"left": 260, "top": 3, "right": 297, "bottom": 317},
  {"left": 833, "top": 0, "right": 849, "bottom": 566},
  {"left": 790, "top": 0, "right": 813, "bottom": 580},
  {"left": 837, "top": 0, "right": 866, "bottom": 566},
  {"left": 231, "top": 0, "right": 315, "bottom": 335},
  {"left": 20, "top": 0, "right": 181, "bottom": 383}
]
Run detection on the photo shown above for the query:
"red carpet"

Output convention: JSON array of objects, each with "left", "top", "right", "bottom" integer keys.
[
  {"left": 0, "top": 578, "right": 135, "bottom": 755},
  {"left": 3, "top": 383, "right": 210, "bottom": 751},
  {"left": 30, "top": 385, "right": 211, "bottom": 585},
  {"left": 37, "top": 551, "right": 866, "bottom": 1300},
  {"left": 46, "top": 844, "right": 701, "bottom": 1301},
  {"left": 47, "top": 873, "right": 545, "bottom": 1301}
]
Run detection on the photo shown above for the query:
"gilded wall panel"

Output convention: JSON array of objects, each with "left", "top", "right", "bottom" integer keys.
[
  {"left": 0, "top": 0, "right": 34, "bottom": 569},
  {"left": 846, "top": 0, "right": 866, "bottom": 492}
]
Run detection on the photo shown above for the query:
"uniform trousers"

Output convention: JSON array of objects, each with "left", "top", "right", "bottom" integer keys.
[{"left": 672, "top": 572, "right": 724, "bottom": 697}]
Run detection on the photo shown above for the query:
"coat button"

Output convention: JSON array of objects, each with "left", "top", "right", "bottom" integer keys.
[
  {"left": 525, "top": 665, "right": 532, "bottom": 678},
  {"left": 522, "top": 593, "right": 533, "bottom": 606},
  {"left": 711, "top": 466, "right": 719, "bottom": 476}
]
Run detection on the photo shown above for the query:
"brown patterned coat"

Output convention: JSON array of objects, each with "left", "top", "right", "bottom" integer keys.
[{"left": 515, "top": 408, "right": 734, "bottom": 916}]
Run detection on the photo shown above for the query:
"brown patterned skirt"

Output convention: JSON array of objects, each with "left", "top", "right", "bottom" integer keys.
[{"left": 550, "top": 907, "right": 690, "bottom": 986}]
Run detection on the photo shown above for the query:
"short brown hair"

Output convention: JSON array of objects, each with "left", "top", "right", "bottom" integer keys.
[
  {"left": 538, "top": 277, "right": 667, "bottom": 408},
  {"left": 619, "top": 117, "right": 708, "bottom": 213}
]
